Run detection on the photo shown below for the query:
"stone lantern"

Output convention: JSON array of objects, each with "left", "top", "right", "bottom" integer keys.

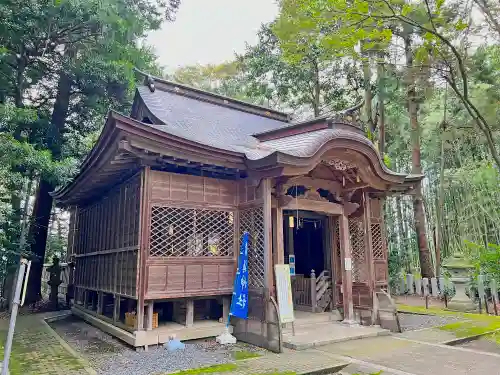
[
  {"left": 47, "top": 256, "right": 62, "bottom": 310},
  {"left": 442, "top": 253, "right": 476, "bottom": 312}
]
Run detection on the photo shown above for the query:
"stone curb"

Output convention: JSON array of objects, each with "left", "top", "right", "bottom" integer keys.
[
  {"left": 442, "top": 327, "right": 500, "bottom": 346},
  {"left": 40, "top": 316, "right": 97, "bottom": 375}
]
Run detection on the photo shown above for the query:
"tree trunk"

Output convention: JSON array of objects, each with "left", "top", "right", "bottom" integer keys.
[
  {"left": 377, "top": 59, "right": 385, "bottom": 155},
  {"left": 404, "top": 34, "right": 434, "bottom": 278},
  {"left": 312, "top": 59, "right": 321, "bottom": 117},
  {"left": 362, "top": 57, "right": 374, "bottom": 135},
  {"left": 24, "top": 72, "right": 71, "bottom": 303}
]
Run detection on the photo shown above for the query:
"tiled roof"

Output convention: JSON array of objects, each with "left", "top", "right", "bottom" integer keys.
[{"left": 138, "top": 86, "right": 289, "bottom": 154}]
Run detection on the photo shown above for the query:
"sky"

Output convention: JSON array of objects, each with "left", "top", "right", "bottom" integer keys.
[{"left": 146, "top": 0, "right": 279, "bottom": 72}]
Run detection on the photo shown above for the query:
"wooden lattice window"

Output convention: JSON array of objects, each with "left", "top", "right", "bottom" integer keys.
[
  {"left": 239, "top": 207, "right": 265, "bottom": 288},
  {"left": 149, "top": 206, "right": 235, "bottom": 257},
  {"left": 371, "top": 220, "right": 386, "bottom": 260},
  {"left": 349, "top": 218, "right": 368, "bottom": 283}
]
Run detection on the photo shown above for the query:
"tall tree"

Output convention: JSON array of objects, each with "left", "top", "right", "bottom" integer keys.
[
  {"left": 0, "top": 0, "right": 180, "bottom": 302},
  {"left": 240, "top": 22, "right": 362, "bottom": 118}
]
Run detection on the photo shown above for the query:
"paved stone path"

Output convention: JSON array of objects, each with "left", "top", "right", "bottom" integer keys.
[
  {"left": 318, "top": 335, "right": 500, "bottom": 375},
  {"left": 0, "top": 314, "right": 92, "bottom": 375},
  {"left": 2, "top": 311, "right": 500, "bottom": 375}
]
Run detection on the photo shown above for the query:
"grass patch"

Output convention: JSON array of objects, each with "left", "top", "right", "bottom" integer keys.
[
  {"left": 165, "top": 363, "right": 238, "bottom": 375},
  {"left": 439, "top": 320, "right": 500, "bottom": 338},
  {"left": 232, "top": 350, "right": 262, "bottom": 360},
  {"left": 0, "top": 326, "right": 85, "bottom": 375}
]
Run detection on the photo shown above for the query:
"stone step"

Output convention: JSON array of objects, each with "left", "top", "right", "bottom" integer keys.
[{"left": 282, "top": 321, "right": 390, "bottom": 350}]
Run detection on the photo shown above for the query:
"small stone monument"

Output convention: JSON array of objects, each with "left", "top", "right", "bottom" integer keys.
[
  {"left": 442, "top": 253, "right": 475, "bottom": 312},
  {"left": 47, "top": 256, "right": 62, "bottom": 310}
]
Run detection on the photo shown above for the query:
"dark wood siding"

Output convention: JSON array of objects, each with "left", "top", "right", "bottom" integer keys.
[{"left": 73, "top": 173, "right": 141, "bottom": 298}]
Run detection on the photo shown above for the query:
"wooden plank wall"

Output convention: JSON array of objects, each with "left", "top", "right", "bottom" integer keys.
[
  {"left": 144, "top": 171, "right": 239, "bottom": 299},
  {"left": 73, "top": 173, "right": 141, "bottom": 298}
]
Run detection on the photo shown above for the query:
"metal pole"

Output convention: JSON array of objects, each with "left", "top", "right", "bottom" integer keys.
[{"left": 2, "top": 259, "right": 27, "bottom": 375}]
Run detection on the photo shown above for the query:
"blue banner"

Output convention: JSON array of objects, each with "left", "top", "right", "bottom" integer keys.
[{"left": 229, "top": 231, "right": 249, "bottom": 321}]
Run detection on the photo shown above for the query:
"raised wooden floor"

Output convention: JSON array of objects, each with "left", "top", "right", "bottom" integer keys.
[{"left": 72, "top": 305, "right": 229, "bottom": 348}]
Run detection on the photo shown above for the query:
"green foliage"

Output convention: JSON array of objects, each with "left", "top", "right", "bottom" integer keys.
[
  {"left": 465, "top": 241, "right": 500, "bottom": 283},
  {"left": 0, "top": 0, "right": 177, "bottom": 284}
]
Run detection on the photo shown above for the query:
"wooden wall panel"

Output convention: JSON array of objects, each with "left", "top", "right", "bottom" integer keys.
[
  {"left": 147, "top": 266, "right": 167, "bottom": 291},
  {"left": 166, "top": 265, "right": 186, "bottom": 291},
  {"left": 145, "top": 258, "right": 235, "bottom": 299},
  {"left": 150, "top": 171, "right": 238, "bottom": 207},
  {"left": 185, "top": 265, "right": 203, "bottom": 290}
]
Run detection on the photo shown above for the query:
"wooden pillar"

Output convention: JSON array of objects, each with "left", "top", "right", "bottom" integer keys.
[
  {"left": 186, "top": 299, "right": 194, "bottom": 328},
  {"left": 273, "top": 207, "right": 285, "bottom": 265},
  {"left": 363, "top": 192, "right": 377, "bottom": 323},
  {"left": 222, "top": 296, "right": 230, "bottom": 323},
  {"left": 262, "top": 178, "right": 273, "bottom": 292},
  {"left": 83, "top": 290, "right": 89, "bottom": 309},
  {"left": 92, "top": 292, "right": 98, "bottom": 311},
  {"left": 287, "top": 224, "right": 294, "bottom": 257},
  {"left": 339, "top": 211, "right": 355, "bottom": 323},
  {"left": 310, "top": 270, "right": 317, "bottom": 312},
  {"left": 328, "top": 216, "right": 337, "bottom": 309},
  {"left": 146, "top": 301, "right": 154, "bottom": 331},
  {"left": 113, "top": 295, "right": 121, "bottom": 323},
  {"left": 97, "top": 291, "right": 104, "bottom": 315}
]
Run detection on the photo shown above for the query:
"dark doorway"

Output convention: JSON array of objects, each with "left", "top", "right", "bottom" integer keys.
[{"left": 284, "top": 211, "right": 326, "bottom": 276}]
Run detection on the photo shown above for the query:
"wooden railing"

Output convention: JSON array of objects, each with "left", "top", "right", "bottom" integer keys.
[
  {"left": 291, "top": 274, "right": 312, "bottom": 308},
  {"left": 291, "top": 269, "right": 332, "bottom": 312}
]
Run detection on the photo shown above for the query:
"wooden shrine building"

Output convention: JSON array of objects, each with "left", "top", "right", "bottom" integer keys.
[{"left": 53, "top": 71, "right": 422, "bottom": 351}]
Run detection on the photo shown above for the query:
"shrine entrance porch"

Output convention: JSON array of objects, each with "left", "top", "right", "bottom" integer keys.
[{"left": 282, "top": 310, "right": 389, "bottom": 350}]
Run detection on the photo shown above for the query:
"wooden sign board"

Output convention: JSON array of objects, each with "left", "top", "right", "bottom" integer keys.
[{"left": 274, "top": 264, "right": 295, "bottom": 324}]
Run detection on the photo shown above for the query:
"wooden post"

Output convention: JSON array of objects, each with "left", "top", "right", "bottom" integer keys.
[
  {"left": 287, "top": 223, "right": 295, "bottom": 258},
  {"left": 113, "top": 295, "right": 121, "bottom": 323},
  {"left": 274, "top": 207, "right": 284, "bottom": 265},
  {"left": 222, "top": 296, "right": 230, "bottom": 323},
  {"left": 362, "top": 192, "right": 377, "bottom": 323},
  {"left": 97, "top": 291, "right": 104, "bottom": 315},
  {"left": 329, "top": 216, "right": 337, "bottom": 309},
  {"left": 186, "top": 299, "right": 194, "bottom": 328},
  {"left": 310, "top": 269, "right": 317, "bottom": 312},
  {"left": 146, "top": 301, "right": 154, "bottom": 331},
  {"left": 83, "top": 290, "right": 89, "bottom": 309},
  {"left": 339, "top": 211, "right": 354, "bottom": 323},
  {"left": 262, "top": 178, "right": 273, "bottom": 292}
]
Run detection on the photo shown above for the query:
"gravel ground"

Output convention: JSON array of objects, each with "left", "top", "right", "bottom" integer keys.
[
  {"left": 398, "top": 312, "right": 464, "bottom": 332},
  {"left": 49, "top": 316, "right": 265, "bottom": 375}
]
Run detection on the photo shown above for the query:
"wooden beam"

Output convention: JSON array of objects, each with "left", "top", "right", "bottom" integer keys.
[
  {"left": 281, "top": 176, "right": 342, "bottom": 197},
  {"left": 279, "top": 195, "right": 343, "bottom": 215}
]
